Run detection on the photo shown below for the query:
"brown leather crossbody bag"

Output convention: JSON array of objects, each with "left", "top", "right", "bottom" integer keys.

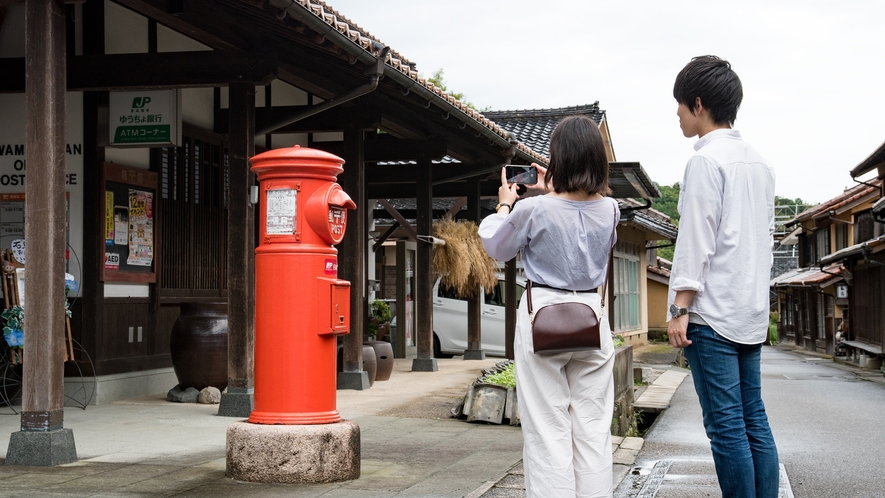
[{"left": 526, "top": 208, "right": 617, "bottom": 355}]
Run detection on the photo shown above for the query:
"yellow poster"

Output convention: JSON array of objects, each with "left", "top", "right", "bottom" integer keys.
[{"left": 105, "top": 191, "right": 114, "bottom": 245}]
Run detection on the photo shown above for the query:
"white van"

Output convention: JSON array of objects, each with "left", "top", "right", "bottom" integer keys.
[{"left": 431, "top": 274, "right": 527, "bottom": 357}]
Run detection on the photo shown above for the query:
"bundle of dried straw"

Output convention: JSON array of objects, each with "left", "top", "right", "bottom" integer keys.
[{"left": 432, "top": 218, "right": 499, "bottom": 298}]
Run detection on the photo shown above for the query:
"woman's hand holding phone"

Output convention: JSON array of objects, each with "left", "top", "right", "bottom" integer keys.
[{"left": 523, "top": 164, "right": 551, "bottom": 197}]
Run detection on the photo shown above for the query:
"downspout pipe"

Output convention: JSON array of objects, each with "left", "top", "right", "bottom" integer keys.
[{"left": 270, "top": 0, "right": 518, "bottom": 154}]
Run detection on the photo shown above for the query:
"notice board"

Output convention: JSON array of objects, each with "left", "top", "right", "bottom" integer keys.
[{"left": 101, "top": 162, "right": 157, "bottom": 283}]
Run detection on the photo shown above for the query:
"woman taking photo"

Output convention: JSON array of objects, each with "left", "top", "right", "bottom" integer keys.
[{"left": 479, "top": 115, "right": 619, "bottom": 497}]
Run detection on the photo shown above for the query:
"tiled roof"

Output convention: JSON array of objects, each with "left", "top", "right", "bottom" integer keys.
[
  {"left": 850, "top": 139, "right": 885, "bottom": 179},
  {"left": 789, "top": 179, "right": 882, "bottom": 225},
  {"left": 484, "top": 104, "right": 606, "bottom": 157},
  {"left": 278, "top": 0, "right": 547, "bottom": 164},
  {"left": 770, "top": 264, "right": 843, "bottom": 288},
  {"left": 819, "top": 234, "right": 885, "bottom": 266}
]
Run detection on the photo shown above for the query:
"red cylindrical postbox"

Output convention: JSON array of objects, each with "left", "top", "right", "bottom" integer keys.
[{"left": 248, "top": 145, "right": 355, "bottom": 425}]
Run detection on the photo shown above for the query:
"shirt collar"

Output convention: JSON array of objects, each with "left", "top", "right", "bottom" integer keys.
[{"left": 694, "top": 128, "right": 742, "bottom": 151}]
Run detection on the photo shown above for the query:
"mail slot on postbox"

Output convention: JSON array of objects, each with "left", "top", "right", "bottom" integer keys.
[{"left": 248, "top": 145, "right": 356, "bottom": 425}]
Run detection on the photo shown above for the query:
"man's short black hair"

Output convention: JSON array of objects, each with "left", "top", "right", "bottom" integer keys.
[
  {"left": 673, "top": 55, "right": 743, "bottom": 126},
  {"left": 546, "top": 115, "right": 610, "bottom": 196}
]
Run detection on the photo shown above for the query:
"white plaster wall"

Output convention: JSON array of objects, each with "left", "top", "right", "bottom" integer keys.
[
  {"left": 157, "top": 24, "right": 211, "bottom": 52},
  {"left": 272, "top": 134, "right": 309, "bottom": 148},
  {"left": 0, "top": 6, "right": 25, "bottom": 57},
  {"left": 271, "top": 80, "right": 309, "bottom": 106},
  {"left": 181, "top": 88, "right": 215, "bottom": 131},
  {"left": 105, "top": 0, "right": 148, "bottom": 54}
]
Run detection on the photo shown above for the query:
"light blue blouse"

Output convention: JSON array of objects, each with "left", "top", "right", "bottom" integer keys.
[{"left": 478, "top": 195, "right": 619, "bottom": 291}]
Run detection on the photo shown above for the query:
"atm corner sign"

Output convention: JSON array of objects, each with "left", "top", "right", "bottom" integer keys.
[{"left": 109, "top": 90, "right": 182, "bottom": 147}]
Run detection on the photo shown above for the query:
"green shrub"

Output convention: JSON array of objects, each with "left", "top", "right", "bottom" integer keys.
[{"left": 483, "top": 363, "right": 516, "bottom": 389}]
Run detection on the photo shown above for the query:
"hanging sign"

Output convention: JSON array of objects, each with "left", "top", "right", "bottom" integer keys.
[{"left": 109, "top": 90, "right": 182, "bottom": 147}]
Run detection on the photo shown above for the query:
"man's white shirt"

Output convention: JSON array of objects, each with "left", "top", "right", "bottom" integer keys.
[{"left": 667, "top": 128, "right": 775, "bottom": 344}]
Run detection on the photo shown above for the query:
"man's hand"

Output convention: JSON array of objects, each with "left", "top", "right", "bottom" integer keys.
[{"left": 668, "top": 314, "right": 692, "bottom": 348}]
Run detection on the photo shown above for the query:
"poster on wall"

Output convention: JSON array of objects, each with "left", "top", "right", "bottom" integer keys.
[
  {"left": 126, "top": 189, "right": 153, "bottom": 267},
  {"left": 101, "top": 162, "right": 157, "bottom": 283}
]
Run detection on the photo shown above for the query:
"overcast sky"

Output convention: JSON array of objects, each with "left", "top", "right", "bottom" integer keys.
[{"left": 326, "top": 0, "right": 885, "bottom": 205}]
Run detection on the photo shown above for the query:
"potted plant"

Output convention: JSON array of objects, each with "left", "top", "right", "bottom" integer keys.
[{"left": 367, "top": 299, "right": 391, "bottom": 341}]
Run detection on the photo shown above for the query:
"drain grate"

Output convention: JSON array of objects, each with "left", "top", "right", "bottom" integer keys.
[{"left": 635, "top": 459, "right": 672, "bottom": 498}]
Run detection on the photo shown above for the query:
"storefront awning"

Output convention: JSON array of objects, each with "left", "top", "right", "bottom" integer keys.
[
  {"left": 771, "top": 264, "right": 844, "bottom": 288},
  {"left": 819, "top": 234, "right": 885, "bottom": 266}
]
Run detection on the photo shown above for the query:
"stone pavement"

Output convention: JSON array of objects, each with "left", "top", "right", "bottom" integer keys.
[
  {"left": 0, "top": 357, "right": 525, "bottom": 497},
  {"left": 0, "top": 348, "right": 684, "bottom": 497}
]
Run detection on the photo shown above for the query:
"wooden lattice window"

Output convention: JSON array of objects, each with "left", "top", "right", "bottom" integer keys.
[{"left": 155, "top": 127, "right": 229, "bottom": 299}]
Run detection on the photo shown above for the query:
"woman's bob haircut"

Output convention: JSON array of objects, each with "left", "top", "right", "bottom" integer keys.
[{"left": 545, "top": 115, "right": 611, "bottom": 196}]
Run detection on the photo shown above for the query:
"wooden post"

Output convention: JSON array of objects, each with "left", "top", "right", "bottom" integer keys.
[
  {"left": 337, "top": 127, "right": 369, "bottom": 389},
  {"left": 505, "top": 258, "right": 517, "bottom": 360},
  {"left": 218, "top": 81, "right": 256, "bottom": 417},
  {"left": 7, "top": 0, "right": 77, "bottom": 466},
  {"left": 464, "top": 178, "right": 485, "bottom": 360},
  {"left": 412, "top": 156, "right": 437, "bottom": 371}
]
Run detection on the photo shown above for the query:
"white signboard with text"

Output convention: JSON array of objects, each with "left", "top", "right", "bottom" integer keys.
[
  {"left": 109, "top": 90, "right": 182, "bottom": 147},
  {"left": 0, "top": 93, "right": 84, "bottom": 295}
]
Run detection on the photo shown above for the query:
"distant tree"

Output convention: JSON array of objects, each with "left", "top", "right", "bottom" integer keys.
[
  {"left": 653, "top": 182, "right": 681, "bottom": 226},
  {"left": 427, "top": 68, "right": 490, "bottom": 112},
  {"left": 650, "top": 182, "right": 681, "bottom": 262}
]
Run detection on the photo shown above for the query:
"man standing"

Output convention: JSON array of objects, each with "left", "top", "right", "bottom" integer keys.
[{"left": 667, "top": 55, "right": 779, "bottom": 498}]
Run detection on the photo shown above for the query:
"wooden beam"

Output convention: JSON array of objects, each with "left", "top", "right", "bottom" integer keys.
[
  {"left": 0, "top": 51, "right": 277, "bottom": 92},
  {"left": 368, "top": 179, "right": 502, "bottom": 199},
  {"left": 216, "top": 103, "right": 383, "bottom": 135},
  {"left": 376, "top": 200, "right": 418, "bottom": 240},
  {"left": 111, "top": 0, "right": 246, "bottom": 52},
  {"left": 323, "top": 138, "right": 448, "bottom": 163},
  {"left": 366, "top": 163, "right": 496, "bottom": 186}
]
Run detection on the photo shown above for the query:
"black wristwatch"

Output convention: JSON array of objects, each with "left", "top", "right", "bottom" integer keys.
[{"left": 669, "top": 304, "right": 689, "bottom": 318}]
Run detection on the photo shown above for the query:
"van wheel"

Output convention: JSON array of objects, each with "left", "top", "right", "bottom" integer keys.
[{"left": 433, "top": 333, "right": 453, "bottom": 359}]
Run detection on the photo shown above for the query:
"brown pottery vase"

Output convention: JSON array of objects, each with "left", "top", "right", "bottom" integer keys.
[{"left": 170, "top": 302, "right": 228, "bottom": 391}]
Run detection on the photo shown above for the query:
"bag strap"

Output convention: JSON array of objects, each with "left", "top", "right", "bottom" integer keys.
[
  {"left": 599, "top": 204, "right": 618, "bottom": 310},
  {"left": 526, "top": 204, "right": 619, "bottom": 316}
]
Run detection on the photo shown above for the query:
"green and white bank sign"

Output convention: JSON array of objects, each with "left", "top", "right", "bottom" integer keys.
[{"left": 109, "top": 90, "right": 181, "bottom": 147}]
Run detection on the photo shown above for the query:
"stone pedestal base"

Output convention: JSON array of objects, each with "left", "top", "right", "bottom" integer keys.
[
  {"left": 217, "top": 389, "right": 254, "bottom": 417},
  {"left": 7, "top": 429, "right": 77, "bottom": 466},
  {"left": 411, "top": 357, "right": 438, "bottom": 372},
  {"left": 463, "top": 349, "right": 486, "bottom": 360},
  {"left": 336, "top": 371, "right": 369, "bottom": 390},
  {"left": 227, "top": 420, "right": 360, "bottom": 483}
]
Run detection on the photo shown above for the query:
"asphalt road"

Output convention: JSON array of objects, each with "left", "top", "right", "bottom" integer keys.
[{"left": 621, "top": 346, "right": 885, "bottom": 498}]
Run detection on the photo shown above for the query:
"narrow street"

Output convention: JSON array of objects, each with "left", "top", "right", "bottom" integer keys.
[{"left": 617, "top": 346, "right": 885, "bottom": 497}]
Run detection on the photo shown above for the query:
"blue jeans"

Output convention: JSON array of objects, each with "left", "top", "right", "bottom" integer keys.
[{"left": 683, "top": 324, "right": 779, "bottom": 498}]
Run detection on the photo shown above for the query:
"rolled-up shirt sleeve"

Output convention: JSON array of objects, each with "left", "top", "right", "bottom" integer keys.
[
  {"left": 478, "top": 205, "right": 532, "bottom": 261},
  {"left": 670, "top": 156, "right": 723, "bottom": 295}
]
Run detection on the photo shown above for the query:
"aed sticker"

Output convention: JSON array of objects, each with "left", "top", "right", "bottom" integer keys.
[
  {"left": 105, "top": 252, "right": 120, "bottom": 270},
  {"left": 324, "top": 259, "right": 338, "bottom": 275},
  {"left": 265, "top": 188, "right": 297, "bottom": 235}
]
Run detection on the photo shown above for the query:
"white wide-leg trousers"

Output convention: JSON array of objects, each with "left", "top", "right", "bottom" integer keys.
[{"left": 516, "top": 288, "right": 615, "bottom": 498}]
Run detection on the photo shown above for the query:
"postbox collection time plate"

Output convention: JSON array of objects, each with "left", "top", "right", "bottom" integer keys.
[{"left": 266, "top": 188, "right": 297, "bottom": 235}]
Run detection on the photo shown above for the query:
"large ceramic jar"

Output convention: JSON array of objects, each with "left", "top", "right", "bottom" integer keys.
[{"left": 170, "top": 302, "right": 228, "bottom": 391}]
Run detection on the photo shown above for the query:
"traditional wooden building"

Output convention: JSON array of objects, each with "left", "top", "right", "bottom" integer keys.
[
  {"left": 772, "top": 172, "right": 882, "bottom": 358},
  {"left": 811, "top": 143, "right": 885, "bottom": 365}
]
